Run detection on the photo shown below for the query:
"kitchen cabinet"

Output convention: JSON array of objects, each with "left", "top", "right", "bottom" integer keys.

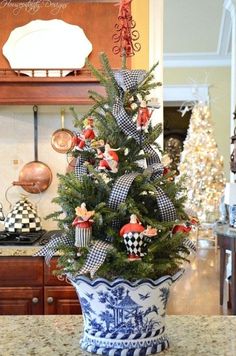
[
  {"left": 0, "top": 256, "right": 81, "bottom": 315},
  {"left": 0, "top": 287, "right": 43, "bottom": 315},
  {"left": 44, "top": 258, "right": 81, "bottom": 315}
]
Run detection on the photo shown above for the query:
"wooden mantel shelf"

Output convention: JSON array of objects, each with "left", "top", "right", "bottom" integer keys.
[{"left": 0, "top": 68, "right": 107, "bottom": 105}]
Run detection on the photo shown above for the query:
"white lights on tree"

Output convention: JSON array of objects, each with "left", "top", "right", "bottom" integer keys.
[{"left": 177, "top": 102, "right": 225, "bottom": 223}]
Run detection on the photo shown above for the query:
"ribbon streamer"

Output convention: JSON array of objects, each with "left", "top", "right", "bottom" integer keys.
[
  {"left": 155, "top": 186, "right": 177, "bottom": 221},
  {"left": 75, "top": 156, "right": 88, "bottom": 180},
  {"left": 111, "top": 69, "right": 177, "bottom": 222},
  {"left": 108, "top": 172, "right": 139, "bottom": 210},
  {"left": 183, "top": 237, "right": 197, "bottom": 254},
  {"left": 78, "top": 240, "right": 112, "bottom": 278},
  {"left": 34, "top": 233, "right": 74, "bottom": 265}
]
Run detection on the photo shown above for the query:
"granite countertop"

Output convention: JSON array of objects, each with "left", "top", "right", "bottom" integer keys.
[
  {"left": 0, "top": 315, "right": 235, "bottom": 356},
  {"left": 0, "top": 245, "right": 41, "bottom": 256}
]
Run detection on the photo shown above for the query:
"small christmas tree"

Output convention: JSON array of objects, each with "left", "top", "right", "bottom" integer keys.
[
  {"left": 37, "top": 53, "right": 196, "bottom": 281},
  {"left": 177, "top": 102, "right": 225, "bottom": 222},
  {"left": 37, "top": 1, "right": 195, "bottom": 281}
]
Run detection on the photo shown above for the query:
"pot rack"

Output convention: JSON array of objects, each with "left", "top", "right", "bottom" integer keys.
[{"left": 0, "top": 67, "right": 107, "bottom": 105}]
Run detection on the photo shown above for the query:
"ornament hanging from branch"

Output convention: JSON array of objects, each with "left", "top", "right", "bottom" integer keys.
[{"left": 112, "top": 0, "right": 141, "bottom": 66}]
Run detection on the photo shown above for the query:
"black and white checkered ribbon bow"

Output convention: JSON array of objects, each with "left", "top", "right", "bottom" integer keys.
[
  {"left": 34, "top": 233, "right": 74, "bottom": 265},
  {"left": 78, "top": 240, "right": 112, "bottom": 278}
]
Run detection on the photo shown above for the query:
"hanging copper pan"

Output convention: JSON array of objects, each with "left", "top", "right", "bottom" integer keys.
[
  {"left": 19, "top": 105, "right": 53, "bottom": 194},
  {"left": 51, "top": 109, "right": 75, "bottom": 154}
]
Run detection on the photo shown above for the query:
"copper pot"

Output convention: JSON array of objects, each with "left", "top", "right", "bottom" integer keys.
[
  {"left": 19, "top": 106, "right": 53, "bottom": 194},
  {"left": 51, "top": 109, "right": 75, "bottom": 154}
]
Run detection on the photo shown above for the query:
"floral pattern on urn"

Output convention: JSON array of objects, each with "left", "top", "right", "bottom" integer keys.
[{"left": 69, "top": 272, "right": 183, "bottom": 356}]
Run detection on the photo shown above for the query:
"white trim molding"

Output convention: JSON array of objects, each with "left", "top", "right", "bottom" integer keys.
[
  {"left": 224, "top": 0, "right": 236, "bottom": 182},
  {"left": 164, "top": 53, "right": 231, "bottom": 68},
  {"left": 224, "top": 0, "right": 236, "bottom": 127},
  {"left": 218, "top": 5, "right": 232, "bottom": 55},
  {"left": 163, "top": 84, "right": 210, "bottom": 107},
  {"left": 149, "top": 0, "right": 163, "bottom": 147}
]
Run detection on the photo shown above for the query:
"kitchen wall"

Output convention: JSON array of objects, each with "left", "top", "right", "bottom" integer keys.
[{"left": 0, "top": 105, "right": 90, "bottom": 231}]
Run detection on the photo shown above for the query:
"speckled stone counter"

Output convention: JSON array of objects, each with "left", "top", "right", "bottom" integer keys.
[
  {"left": 0, "top": 245, "right": 41, "bottom": 256},
  {"left": 0, "top": 315, "right": 235, "bottom": 356}
]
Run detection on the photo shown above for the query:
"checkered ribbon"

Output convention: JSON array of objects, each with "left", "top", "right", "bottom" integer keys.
[
  {"left": 144, "top": 162, "right": 164, "bottom": 180},
  {"left": 75, "top": 156, "right": 88, "bottom": 180},
  {"left": 108, "top": 172, "right": 176, "bottom": 223},
  {"left": 155, "top": 186, "right": 177, "bottom": 221},
  {"left": 110, "top": 69, "right": 177, "bottom": 222},
  {"left": 113, "top": 97, "right": 161, "bottom": 167},
  {"left": 34, "top": 233, "right": 74, "bottom": 265},
  {"left": 78, "top": 240, "right": 112, "bottom": 278},
  {"left": 108, "top": 173, "right": 139, "bottom": 210},
  {"left": 183, "top": 237, "right": 197, "bottom": 254},
  {"left": 108, "top": 173, "right": 139, "bottom": 229},
  {"left": 113, "top": 69, "right": 146, "bottom": 91}
]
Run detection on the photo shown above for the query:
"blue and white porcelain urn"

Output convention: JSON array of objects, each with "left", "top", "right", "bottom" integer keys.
[{"left": 69, "top": 271, "right": 183, "bottom": 356}]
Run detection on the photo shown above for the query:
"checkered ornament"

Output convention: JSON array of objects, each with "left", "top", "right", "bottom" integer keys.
[
  {"left": 4, "top": 199, "right": 42, "bottom": 233},
  {"left": 123, "top": 232, "right": 145, "bottom": 259}
]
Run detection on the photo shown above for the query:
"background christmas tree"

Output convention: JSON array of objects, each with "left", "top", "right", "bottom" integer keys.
[{"left": 177, "top": 102, "right": 225, "bottom": 223}]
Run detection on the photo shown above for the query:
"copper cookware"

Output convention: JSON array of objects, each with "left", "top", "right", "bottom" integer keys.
[
  {"left": 51, "top": 109, "right": 75, "bottom": 154},
  {"left": 19, "top": 106, "right": 53, "bottom": 194}
]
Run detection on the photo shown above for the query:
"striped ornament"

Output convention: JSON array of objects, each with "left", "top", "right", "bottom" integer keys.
[{"left": 75, "top": 226, "right": 92, "bottom": 248}]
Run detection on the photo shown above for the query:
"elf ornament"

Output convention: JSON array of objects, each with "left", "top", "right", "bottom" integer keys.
[
  {"left": 161, "top": 154, "right": 172, "bottom": 176},
  {"left": 120, "top": 214, "right": 145, "bottom": 260},
  {"left": 72, "top": 203, "right": 95, "bottom": 250},
  {"left": 142, "top": 226, "right": 158, "bottom": 254},
  {"left": 143, "top": 225, "right": 157, "bottom": 237},
  {"left": 73, "top": 117, "right": 95, "bottom": 150},
  {"left": 137, "top": 100, "right": 153, "bottom": 131},
  {"left": 172, "top": 223, "right": 192, "bottom": 235},
  {"left": 97, "top": 143, "right": 119, "bottom": 173}
]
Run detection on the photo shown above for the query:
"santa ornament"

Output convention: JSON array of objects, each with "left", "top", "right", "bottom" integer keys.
[
  {"left": 97, "top": 143, "right": 119, "bottom": 173},
  {"left": 72, "top": 203, "right": 95, "bottom": 250},
  {"left": 73, "top": 117, "right": 95, "bottom": 150},
  {"left": 136, "top": 100, "right": 153, "bottom": 131},
  {"left": 120, "top": 214, "right": 145, "bottom": 260}
]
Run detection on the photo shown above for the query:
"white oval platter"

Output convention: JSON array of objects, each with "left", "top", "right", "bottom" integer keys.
[{"left": 2, "top": 19, "right": 93, "bottom": 77}]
